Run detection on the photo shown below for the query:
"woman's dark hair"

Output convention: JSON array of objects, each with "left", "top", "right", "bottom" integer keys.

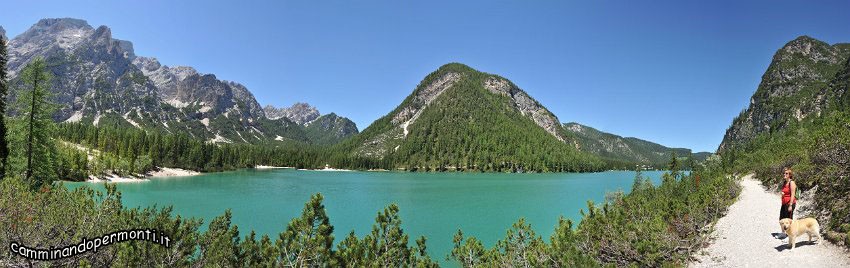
[{"left": 784, "top": 167, "right": 793, "bottom": 181}]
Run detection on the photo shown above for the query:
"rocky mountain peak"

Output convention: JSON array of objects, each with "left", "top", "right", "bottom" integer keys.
[
  {"left": 133, "top": 56, "right": 160, "bottom": 69},
  {"left": 264, "top": 102, "right": 320, "bottom": 125},
  {"left": 564, "top": 122, "right": 584, "bottom": 133},
  {"left": 776, "top": 36, "right": 844, "bottom": 65},
  {"left": 718, "top": 36, "right": 850, "bottom": 153},
  {"left": 172, "top": 66, "right": 199, "bottom": 80},
  {"left": 133, "top": 57, "right": 197, "bottom": 80},
  {"left": 1, "top": 26, "right": 6, "bottom": 39},
  {"left": 14, "top": 18, "right": 94, "bottom": 50},
  {"left": 35, "top": 18, "right": 91, "bottom": 30},
  {"left": 6, "top": 18, "right": 127, "bottom": 77}
]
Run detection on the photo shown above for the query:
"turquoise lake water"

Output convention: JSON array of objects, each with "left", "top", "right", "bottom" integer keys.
[{"left": 65, "top": 169, "right": 666, "bottom": 263}]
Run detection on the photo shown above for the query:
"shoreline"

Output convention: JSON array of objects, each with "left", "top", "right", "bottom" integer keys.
[
  {"left": 147, "top": 167, "right": 202, "bottom": 177},
  {"left": 80, "top": 166, "right": 677, "bottom": 182},
  {"left": 84, "top": 167, "right": 202, "bottom": 183},
  {"left": 297, "top": 167, "right": 353, "bottom": 172},
  {"left": 255, "top": 165, "right": 294, "bottom": 169}
]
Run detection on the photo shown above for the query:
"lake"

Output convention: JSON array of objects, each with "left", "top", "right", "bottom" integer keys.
[{"left": 65, "top": 169, "right": 666, "bottom": 263}]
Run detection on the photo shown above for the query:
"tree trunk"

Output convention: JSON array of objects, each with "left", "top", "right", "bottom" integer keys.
[{"left": 26, "top": 71, "right": 40, "bottom": 180}]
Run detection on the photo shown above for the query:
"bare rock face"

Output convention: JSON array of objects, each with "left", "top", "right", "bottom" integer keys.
[
  {"left": 484, "top": 76, "right": 565, "bottom": 142},
  {"left": 3, "top": 17, "right": 358, "bottom": 145},
  {"left": 131, "top": 56, "right": 264, "bottom": 119},
  {"left": 132, "top": 56, "right": 192, "bottom": 102},
  {"left": 6, "top": 18, "right": 161, "bottom": 124},
  {"left": 264, "top": 102, "right": 320, "bottom": 124},
  {"left": 390, "top": 72, "right": 461, "bottom": 133},
  {"left": 718, "top": 36, "right": 850, "bottom": 153}
]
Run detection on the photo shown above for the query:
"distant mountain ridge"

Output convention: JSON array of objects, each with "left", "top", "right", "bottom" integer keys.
[
  {"left": 264, "top": 103, "right": 320, "bottom": 125},
  {"left": 3, "top": 18, "right": 358, "bottom": 145},
  {"left": 564, "top": 122, "right": 708, "bottom": 165},
  {"left": 264, "top": 103, "right": 359, "bottom": 145}
]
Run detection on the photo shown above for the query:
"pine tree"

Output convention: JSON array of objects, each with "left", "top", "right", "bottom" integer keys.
[
  {"left": 0, "top": 35, "right": 9, "bottom": 176},
  {"left": 277, "top": 193, "right": 335, "bottom": 266},
  {"left": 15, "top": 58, "right": 57, "bottom": 185},
  {"left": 668, "top": 152, "right": 680, "bottom": 178}
]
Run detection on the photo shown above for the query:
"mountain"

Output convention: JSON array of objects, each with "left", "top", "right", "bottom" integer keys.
[
  {"left": 331, "top": 63, "right": 603, "bottom": 172},
  {"left": 264, "top": 102, "right": 320, "bottom": 125},
  {"left": 718, "top": 36, "right": 850, "bottom": 153},
  {"left": 563, "top": 122, "right": 706, "bottom": 165},
  {"left": 718, "top": 36, "right": 850, "bottom": 244},
  {"left": 4, "top": 18, "right": 356, "bottom": 145},
  {"left": 264, "top": 103, "right": 359, "bottom": 145},
  {"left": 305, "top": 113, "right": 359, "bottom": 145}
]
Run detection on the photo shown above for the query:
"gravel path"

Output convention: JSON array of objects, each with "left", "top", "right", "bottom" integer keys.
[{"left": 691, "top": 174, "right": 850, "bottom": 267}]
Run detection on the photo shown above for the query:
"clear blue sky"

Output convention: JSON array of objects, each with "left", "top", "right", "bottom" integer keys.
[{"left": 2, "top": 1, "right": 849, "bottom": 152}]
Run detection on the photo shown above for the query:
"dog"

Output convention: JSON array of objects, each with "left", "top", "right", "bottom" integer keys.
[{"left": 779, "top": 218, "right": 822, "bottom": 249}]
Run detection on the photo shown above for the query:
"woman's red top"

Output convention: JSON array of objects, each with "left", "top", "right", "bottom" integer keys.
[{"left": 782, "top": 181, "right": 796, "bottom": 205}]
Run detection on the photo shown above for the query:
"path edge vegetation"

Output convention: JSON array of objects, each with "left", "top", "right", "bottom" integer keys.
[{"left": 720, "top": 109, "right": 850, "bottom": 247}]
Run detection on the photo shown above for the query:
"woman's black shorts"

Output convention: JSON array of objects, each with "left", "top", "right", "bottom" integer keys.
[{"left": 779, "top": 202, "right": 796, "bottom": 220}]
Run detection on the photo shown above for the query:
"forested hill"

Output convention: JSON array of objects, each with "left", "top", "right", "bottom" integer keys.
[
  {"left": 564, "top": 122, "right": 708, "bottom": 166},
  {"left": 329, "top": 63, "right": 603, "bottom": 172},
  {"left": 719, "top": 36, "right": 850, "bottom": 245}
]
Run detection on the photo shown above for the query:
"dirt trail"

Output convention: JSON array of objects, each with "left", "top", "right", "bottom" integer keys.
[{"left": 691, "top": 174, "right": 850, "bottom": 267}]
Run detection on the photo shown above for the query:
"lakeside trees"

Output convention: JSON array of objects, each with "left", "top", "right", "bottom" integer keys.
[
  {"left": 1, "top": 154, "right": 737, "bottom": 267},
  {"left": 54, "top": 119, "right": 613, "bottom": 180},
  {"left": 56, "top": 122, "right": 328, "bottom": 179}
]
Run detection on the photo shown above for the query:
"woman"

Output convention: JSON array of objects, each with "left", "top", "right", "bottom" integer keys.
[{"left": 777, "top": 167, "right": 797, "bottom": 239}]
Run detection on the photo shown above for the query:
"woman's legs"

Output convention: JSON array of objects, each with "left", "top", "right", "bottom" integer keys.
[{"left": 777, "top": 203, "right": 790, "bottom": 238}]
